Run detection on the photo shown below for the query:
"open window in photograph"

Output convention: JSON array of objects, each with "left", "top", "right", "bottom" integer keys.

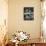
[{"left": 24, "top": 7, "right": 34, "bottom": 20}]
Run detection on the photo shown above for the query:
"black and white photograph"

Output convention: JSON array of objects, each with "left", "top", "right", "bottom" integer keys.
[{"left": 24, "top": 7, "right": 34, "bottom": 20}]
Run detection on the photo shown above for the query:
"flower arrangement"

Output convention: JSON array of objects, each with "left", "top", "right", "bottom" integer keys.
[
  {"left": 16, "top": 31, "right": 30, "bottom": 41},
  {"left": 10, "top": 31, "right": 30, "bottom": 42}
]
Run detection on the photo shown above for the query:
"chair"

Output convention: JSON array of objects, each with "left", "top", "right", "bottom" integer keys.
[{"left": 5, "top": 42, "right": 15, "bottom": 46}]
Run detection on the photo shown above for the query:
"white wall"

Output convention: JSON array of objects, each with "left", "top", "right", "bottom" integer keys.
[{"left": 8, "top": 0, "right": 41, "bottom": 39}]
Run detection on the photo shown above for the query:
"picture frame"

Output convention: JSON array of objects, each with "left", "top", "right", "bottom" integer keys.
[{"left": 24, "top": 7, "right": 34, "bottom": 20}]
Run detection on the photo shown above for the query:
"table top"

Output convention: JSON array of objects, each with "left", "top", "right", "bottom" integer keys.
[{"left": 18, "top": 38, "right": 46, "bottom": 44}]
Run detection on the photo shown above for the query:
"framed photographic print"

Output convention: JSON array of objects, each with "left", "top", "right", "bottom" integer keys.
[{"left": 24, "top": 7, "right": 34, "bottom": 20}]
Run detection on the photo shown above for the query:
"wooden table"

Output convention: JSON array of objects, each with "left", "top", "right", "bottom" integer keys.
[
  {"left": 5, "top": 38, "right": 46, "bottom": 46},
  {"left": 18, "top": 43, "right": 46, "bottom": 46},
  {"left": 35, "top": 43, "right": 46, "bottom": 46},
  {"left": 18, "top": 38, "right": 46, "bottom": 46}
]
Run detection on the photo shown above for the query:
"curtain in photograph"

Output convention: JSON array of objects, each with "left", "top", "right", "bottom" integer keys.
[{"left": 0, "top": 0, "right": 8, "bottom": 44}]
